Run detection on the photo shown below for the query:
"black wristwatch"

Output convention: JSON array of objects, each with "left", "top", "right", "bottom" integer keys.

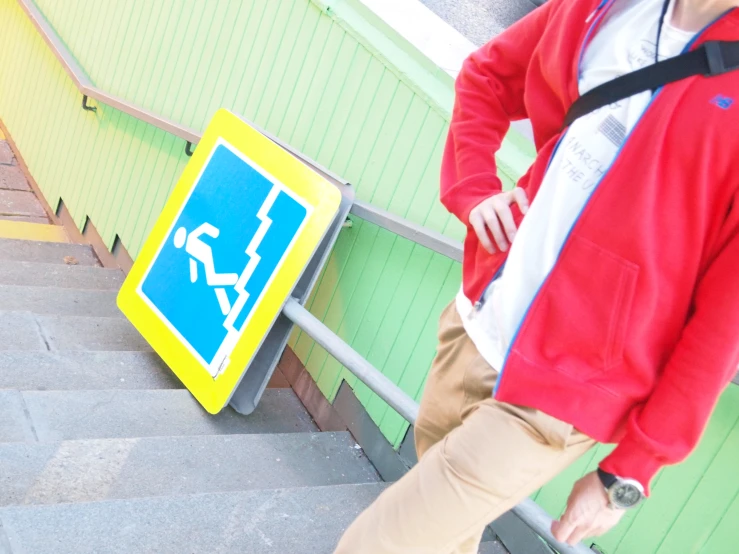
[{"left": 597, "top": 468, "right": 645, "bottom": 509}]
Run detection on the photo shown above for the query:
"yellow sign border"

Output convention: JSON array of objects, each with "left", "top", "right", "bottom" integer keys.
[{"left": 118, "top": 109, "right": 341, "bottom": 413}]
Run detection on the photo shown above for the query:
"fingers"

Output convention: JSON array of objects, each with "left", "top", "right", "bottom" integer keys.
[
  {"left": 491, "top": 197, "right": 517, "bottom": 245},
  {"left": 469, "top": 211, "right": 495, "bottom": 254},
  {"left": 551, "top": 472, "right": 626, "bottom": 546},
  {"left": 551, "top": 517, "right": 577, "bottom": 545},
  {"left": 553, "top": 508, "right": 624, "bottom": 546},
  {"left": 468, "top": 188, "right": 530, "bottom": 254},
  {"left": 567, "top": 523, "right": 593, "bottom": 546},
  {"left": 511, "top": 187, "right": 530, "bottom": 215},
  {"left": 480, "top": 203, "right": 509, "bottom": 251},
  {"left": 591, "top": 508, "right": 625, "bottom": 538},
  {"left": 567, "top": 511, "right": 623, "bottom": 545},
  {"left": 553, "top": 515, "right": 590, "bottom": 546},
  {"left": 552, "top": 490, "right": 589, "bottom": 545}
]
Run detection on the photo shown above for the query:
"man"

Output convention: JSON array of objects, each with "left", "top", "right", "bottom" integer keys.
[{"left": 335, "top": 0, "right": 739, "bottom": 551}]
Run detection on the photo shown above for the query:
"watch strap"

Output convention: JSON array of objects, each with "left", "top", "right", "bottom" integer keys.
[{"left": 597, "top": 468, "right": 618, "bottom": 489}]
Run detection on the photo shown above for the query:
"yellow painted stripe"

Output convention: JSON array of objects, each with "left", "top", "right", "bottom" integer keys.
[
  {"left": 0, "top": 129, "right": 5, "bottom": 139},
  {"left": 0, "top": 220, "right": 69, "bottom": 243}
]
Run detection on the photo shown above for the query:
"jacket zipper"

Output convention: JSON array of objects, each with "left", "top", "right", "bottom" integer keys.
[
  {"left": 474, "top": 1, "right": 614, "bottom": 316},
  {"left": 473, "top": 263, "right": 505, "bottom": 312},
  {"left": 491, "top": 0, "right": 733, "bottom": 396},
  {"left": 474, "top": 2, "right": 618, "bottom": 315}
]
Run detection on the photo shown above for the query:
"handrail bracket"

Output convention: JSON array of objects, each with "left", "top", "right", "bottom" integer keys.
[{"left": 82, "top": 94, "right": 97, "bottom": 112}]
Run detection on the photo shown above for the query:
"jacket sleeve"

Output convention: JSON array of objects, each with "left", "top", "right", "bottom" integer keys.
[
  {"left": 439, "top": 2, "right": 554, "bottom": 225},
  {"left": 600, "top": 194, "right": 739, "bottom": 494}
]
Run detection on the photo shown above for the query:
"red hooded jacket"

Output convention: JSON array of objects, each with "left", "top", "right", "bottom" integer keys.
[{"left": 441, "top": 0, "right": 739, "bottom": 492}]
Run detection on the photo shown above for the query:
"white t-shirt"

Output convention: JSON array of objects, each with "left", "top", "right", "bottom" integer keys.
[{"left": 457, "top": 0, "right": 694, "bottom": 371}]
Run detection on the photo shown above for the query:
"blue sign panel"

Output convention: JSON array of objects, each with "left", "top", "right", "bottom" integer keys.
[{"left": 139, "top": 140, "right": 310, "bottom": 375}]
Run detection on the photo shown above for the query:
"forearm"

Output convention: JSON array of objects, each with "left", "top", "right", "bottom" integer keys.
[{"left": 440, "top": 2, "right": 553, "bottom": 224}]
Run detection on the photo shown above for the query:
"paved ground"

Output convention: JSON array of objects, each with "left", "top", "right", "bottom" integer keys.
[
  {"left": 419, "top": 0, "right": 541, "bottom": 45},
  {"left": 0, "top": 138, "right": 50, "bottom": 224}
]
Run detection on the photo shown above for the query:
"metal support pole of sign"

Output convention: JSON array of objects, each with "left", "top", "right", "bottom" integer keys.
[{"left": 227, "top": 180, "right": 355, "bottom": 416}]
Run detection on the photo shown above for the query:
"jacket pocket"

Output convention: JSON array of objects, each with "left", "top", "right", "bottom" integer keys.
[{"left": 518, "top": 236, "right": 639, "bottom": 379}]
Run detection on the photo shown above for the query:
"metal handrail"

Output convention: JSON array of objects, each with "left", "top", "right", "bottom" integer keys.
[
  {"left": 284, "top": 297, "right": 592, "bottom": 554},
  {"left": 234, "top": 114, "right": 464, "bottom": 263},
  {"left": 283, "top": 298, "right": 420, "bottom": 423},
  {"left": 17, "top": 1, "right": 592, "bottom": 552},
  {"left": 17, "top": 0, "right": 462, "bottom": 264}
]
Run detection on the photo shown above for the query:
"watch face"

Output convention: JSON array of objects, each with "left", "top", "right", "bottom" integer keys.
[{"left": 612, "top": 482, "right": 643, "bottom": 508}]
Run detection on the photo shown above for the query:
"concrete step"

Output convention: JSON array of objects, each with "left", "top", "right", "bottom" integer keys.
[
  {"left": 0, "top": 482, "right": 387, "bottom": 554},
  {"left": 0, "top": 311, "right": 49, "bottom": 351},
  {"left": 0, "top": 388, "right": 316, "bottom": 443},
  {"left": 0, "top": 390, "right": 39, "bottom": 443},
  {"left": 0, "top": 312, "right": 150, "bottom": 351},
  {"left": 0, "top": 351, "right": 180, "bottom": 391},
  {"left": 0, "top": 285, "right": 121, "bottom": 317},
  {"left": 0, "top": 432, "right": 379, "bottom": 506},
  {"left": 0, "top": 189, "right": 47, "bottom": 219},
  {"left": 0, "top": 260, "right": 123, "bottom": 290},
  {"left": 37, "top": 313, "right": 148, "bottom": 351},
  {"left": 0, "top": 238, "right": 98, "bottom": 265}
]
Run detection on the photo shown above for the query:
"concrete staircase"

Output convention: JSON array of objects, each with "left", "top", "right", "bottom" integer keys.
[
  {"left": 0, "top": 237, "right": 387, "bottom": 553},
  {"left": 0, "top": 237, "right": 508, "bottom": 554}
]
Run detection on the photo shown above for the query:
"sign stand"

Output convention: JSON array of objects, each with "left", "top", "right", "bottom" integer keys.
[
  {"left": 118, "top": 109, "right": 345, "bottom": 415},
  {"left": 228, "top": 181, "right": 354, "bottom": 415}
]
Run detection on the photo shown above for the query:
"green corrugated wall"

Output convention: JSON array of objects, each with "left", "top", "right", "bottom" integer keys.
[
  {"left": 0, "top": 0, "right": 736, "bottom": 551},
  {"left": 0, "top": 0, "right": 492, "bottom": 448}
]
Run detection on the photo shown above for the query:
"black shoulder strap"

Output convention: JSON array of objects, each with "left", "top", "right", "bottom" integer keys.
[{"left": 563, "top": 41, "right": 739, "bottom": 128}]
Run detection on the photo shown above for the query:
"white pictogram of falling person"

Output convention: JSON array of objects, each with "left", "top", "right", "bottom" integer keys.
[{"left": 173, "top": 223, "right": 238, "bottom": 316}]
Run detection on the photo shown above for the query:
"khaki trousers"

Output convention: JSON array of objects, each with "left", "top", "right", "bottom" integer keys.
[{"left": 335, "top": 301, "right": 597, "bottom": 554}]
